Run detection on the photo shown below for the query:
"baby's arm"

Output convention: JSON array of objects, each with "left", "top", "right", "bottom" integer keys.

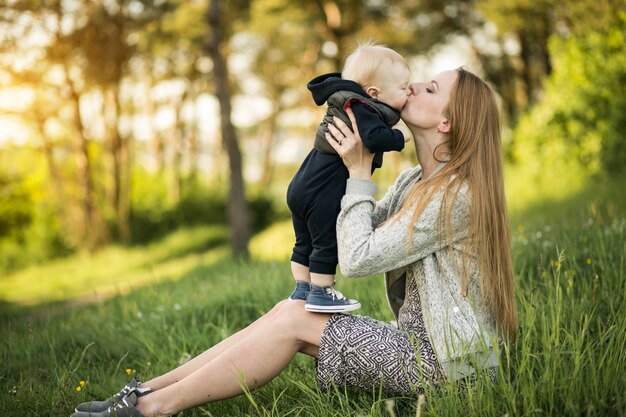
[{"left": 350, "top": 101, "right": 405, "bottom": 152}]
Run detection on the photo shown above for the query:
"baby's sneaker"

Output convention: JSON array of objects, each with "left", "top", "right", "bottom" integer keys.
[
  {"left": 305, "top": 284, "right": 361, "bottom": 313},
  {"left": 288, "top": 281, "right": 311, "bottom": 301}
]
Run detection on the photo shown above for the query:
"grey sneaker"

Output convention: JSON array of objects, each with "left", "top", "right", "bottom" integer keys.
[
  {"left": 74, "top": 378, "right": 151, "bottom": 413},
  {"left": 305, "top": 284, "right": 361, "bottom": 313},
  {"left": 71, "top": 392, "right": 146, "bottom": 417},
  {"left": 288, "top": 281, "right": 311, "bottom": 301}
]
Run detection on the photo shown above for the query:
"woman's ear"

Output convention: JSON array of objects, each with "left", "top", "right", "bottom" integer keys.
[
  {"left": 437, "top": 119, "right": 450, "bottom": 133},
  {"left": 366, "top": 86, "right": 380, "bottom": 99}
]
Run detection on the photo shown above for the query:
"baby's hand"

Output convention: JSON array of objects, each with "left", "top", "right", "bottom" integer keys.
[{"left": 393, "top": 123, "right": 411, "bottom": 143}]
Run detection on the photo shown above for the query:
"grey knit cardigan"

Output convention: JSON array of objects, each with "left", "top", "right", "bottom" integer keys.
[{"left": 336, "top": 164, "right": 499, "bottom": 381}]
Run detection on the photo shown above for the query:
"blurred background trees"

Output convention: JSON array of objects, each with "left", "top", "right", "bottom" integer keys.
[{"left": 0, "top": 0, "right": 624, "bottom": 272}]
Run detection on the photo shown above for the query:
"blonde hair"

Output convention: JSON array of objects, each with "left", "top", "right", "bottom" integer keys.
[
  {"left": 342, "top": 42, "right": 409, "bottom": 88},
  {"left": 395, "top": 68, "right": 518, "bottom": 342}
]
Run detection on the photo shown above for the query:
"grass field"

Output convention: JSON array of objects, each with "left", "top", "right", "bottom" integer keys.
[{"left": 1, "top": 171, "right": 625, "bottom": 416}]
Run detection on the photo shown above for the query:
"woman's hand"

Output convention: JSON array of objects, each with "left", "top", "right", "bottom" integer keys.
[{"left": 325, "top": 108, "right": 374, "bottom": 180}]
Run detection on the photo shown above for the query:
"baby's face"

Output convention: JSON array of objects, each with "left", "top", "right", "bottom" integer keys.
[{"left": 375, "top": 62, "right": 411, "bottom": 111}]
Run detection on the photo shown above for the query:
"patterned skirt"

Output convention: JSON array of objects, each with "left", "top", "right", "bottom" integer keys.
[{"left": 315, "top": 313, "right": 443, "bottom": 396}]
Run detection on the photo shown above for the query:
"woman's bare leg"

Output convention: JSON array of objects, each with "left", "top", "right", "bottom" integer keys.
[
  {"left": 136, "top": 301, "right": 330, "bottom": 417},
  {"left": 141, "top": 300, "right": 291, "bottom": 390}
]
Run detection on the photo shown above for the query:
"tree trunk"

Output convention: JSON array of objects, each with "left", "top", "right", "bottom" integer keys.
[
  {"left": 169, "top": 94, "right": 185, "bottom": 204},
  {"left": 517, "top": 24, "right": 551, "bottom": 106},
  {"left": 499, "top": 51, "right": 519, "bottom": 123},
  {"left": 144, "top": 64, "right": 164, "bottom": 173},
  {"left": 105, "top": 89, "right": 121, "bottom": 226},
  {"left": 316, "top": 0, "right": 360, "bottom": 67},
  {"left": 105, "top": 88, "right": 130, "bottom": 243},
  {"left": 470, "top": 42, "right": 520, "bottom": 124},
  {"left": 35, "top": 112, "right": 64, "bottom": 207},
  {"left": 117, "top": 88, "right": 131, "bottom": 243},
  {"left": 517, "top": 30, "right": 534, "bottom": 106},
  {"left": 67, "top": 77, "right": 107, "bottom": 249},
  {"left": 206, "top": 0, "right": 250, "bottom": 257},
  {"left": 188, "top": 98, "right": 200, "bottom": 185},
  {"left": 259, "top": 112, "right": 278, "bottom": 186}
]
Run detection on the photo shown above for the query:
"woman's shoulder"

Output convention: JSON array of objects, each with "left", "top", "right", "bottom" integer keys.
[{"left": 395, "top": 165, "right": 423, "bottom": 186}]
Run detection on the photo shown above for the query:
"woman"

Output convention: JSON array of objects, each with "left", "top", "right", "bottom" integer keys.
[{"left": 71, "top": 68, "right": 517, "bottom": 417}]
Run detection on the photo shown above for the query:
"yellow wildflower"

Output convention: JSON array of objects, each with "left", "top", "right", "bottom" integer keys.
[
  {"left": 79, "top": 380, "right": 86, "bottom": 387},
  {"left": 76, "top": 386, "right": 82, "bottom": 392},
  {"left": 586, "top": 258, "right": 592, "bottom": 265},
  {"left": 126, "top": 368, "right": 133, "bottom": 376}
]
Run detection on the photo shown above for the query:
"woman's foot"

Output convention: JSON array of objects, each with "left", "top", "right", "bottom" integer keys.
[
  {"left": 74, "top": 378, "right": 152, "bottom": 413},
  {"left": 71, "top": 392, "right": 146, "bottom": 417}
]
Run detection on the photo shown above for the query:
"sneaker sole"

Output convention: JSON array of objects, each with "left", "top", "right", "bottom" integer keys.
[{"left": 304, "top": 302, "right": 361, "bottom": 313}]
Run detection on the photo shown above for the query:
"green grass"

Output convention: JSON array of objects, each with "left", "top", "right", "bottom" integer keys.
[
  {"left": 0, "top": 225, "right": 229, "bottom": 309},
  {"left": 1, "top": 174, "right": 625, "bottom": 416}
]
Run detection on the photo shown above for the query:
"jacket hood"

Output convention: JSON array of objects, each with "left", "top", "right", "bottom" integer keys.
[{"left": 307, "top": 72, "right": 368, "bottom": 106}]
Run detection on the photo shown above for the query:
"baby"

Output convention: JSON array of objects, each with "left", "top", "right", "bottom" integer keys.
[{"left": 286, "top": 42, "right": 411, "bottom": 312}]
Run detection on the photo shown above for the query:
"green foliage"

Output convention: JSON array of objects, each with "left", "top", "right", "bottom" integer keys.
[
  {"left": 0, "top": 204, "right": 71, "bottom": 273},
  {"left": 0, "top": 173, "right": 33, "bottom": 238},
  {"left": 0, "top": 166, "right": 72, "bottom": 272},
  {"left": 511, "top": 15, "right": 626, "bottom": 175},
  {"left": 128, "top": 171, "right": 279, "bottom": 245}
]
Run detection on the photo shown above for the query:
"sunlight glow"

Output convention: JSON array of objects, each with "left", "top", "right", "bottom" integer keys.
[{"left": 0, "top": 87, "right": 37, "bottom": 145}]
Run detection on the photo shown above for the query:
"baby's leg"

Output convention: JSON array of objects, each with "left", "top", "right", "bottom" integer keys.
[
  {"left": 310, "top": 272, "right": 334, "bottom": 287},
  {"left": 288, "top": 212, "right": 313, "bottom": 300},
  {"left": 304, "top": 181, "right": 360, "bottom": 312},
  {"left": 291, "top": 261, "right": 311, "bottom": 283},
  {"left": 288, "top": 262, "right": 311, "bottom": 300}
]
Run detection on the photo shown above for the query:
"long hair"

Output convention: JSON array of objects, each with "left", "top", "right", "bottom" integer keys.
[{"left": 395, "top": 68, "right": 518, "bottom": 342}]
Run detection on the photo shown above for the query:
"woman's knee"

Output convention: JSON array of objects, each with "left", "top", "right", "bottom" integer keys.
[
  {"left": 273, "top": 302, "right": 329, "bottom": 345},
  {"left": 270, "top": 301, "right": 307, "bottom": 329},
  {"left": 276, "top": 300, "right": 306, "bottom": 319},
  {"left": 263, "top": 299, "right": 289, "bottom": 318}
]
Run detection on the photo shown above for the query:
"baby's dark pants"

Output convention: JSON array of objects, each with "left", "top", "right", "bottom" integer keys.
[{"left": 286, "top": 149, "right": 348, "bottom": 275}]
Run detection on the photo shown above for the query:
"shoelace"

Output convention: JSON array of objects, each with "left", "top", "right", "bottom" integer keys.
[
  {"left": 115, "top": 382, "right": 134, "bottom": 399},
  {"left": 325, "top": 286, "right": 347, "bottom": 301},
  {"left": 110, "top": 402, "right": 124, "bottom": 411},
  {"left": 108, "top": 392, "right": 134, "bottom": 412}
]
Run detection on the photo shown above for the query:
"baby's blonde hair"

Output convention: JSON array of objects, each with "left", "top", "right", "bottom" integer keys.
[{"left": 342, "top": 41, "right": 408, "bottom": 88}]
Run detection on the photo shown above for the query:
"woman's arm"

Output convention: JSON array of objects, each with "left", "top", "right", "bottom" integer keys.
[
  {"left": 359, "top": 167, "right": 421, "bottom": 228},
  {"left": 336, "top": 180, "right": 469, "bottom": 277},
  {"left": 325, "top": 111, "right": 469, "bottom": 277},
  {"left": 325, "top": 110, "right": 400, "bottom": 227}
]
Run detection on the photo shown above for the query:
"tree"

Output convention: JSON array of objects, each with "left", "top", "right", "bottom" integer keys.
[
  {"left": 135, "top": 0, "right": 211, "bottom": 199},
  {"left": 206, "top": 0, "right": 250, "bottom": 257},
  {"left": 64, "top": 0, "right": 173, "bottom": 242},
  {"left": 244, "top": 0, "right": 322, "bottom": 186},
  {"left": 47, "top": 2, "right": 110, "bottom": 249},
  {"left": 512, "top": 14, "right": 626, "bottom": 175},
  {"left": 0, "top": 0, "right": 176, "bottom": 248}
]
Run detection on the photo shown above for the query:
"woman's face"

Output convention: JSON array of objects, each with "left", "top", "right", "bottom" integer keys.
[{"left": 401, "top": 70, "right": 458, "bottom": 130}]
